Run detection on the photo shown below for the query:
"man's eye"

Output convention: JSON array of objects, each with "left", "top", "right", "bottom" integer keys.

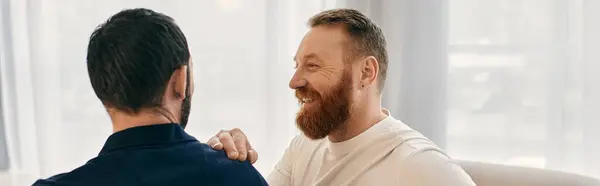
[{"left": 307, "top": 63, "right": 319, "bottom": 68}]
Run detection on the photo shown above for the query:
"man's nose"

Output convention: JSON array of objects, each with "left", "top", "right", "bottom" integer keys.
[{"left": 289, "top": 71, "right": 307, "bottom": 89}]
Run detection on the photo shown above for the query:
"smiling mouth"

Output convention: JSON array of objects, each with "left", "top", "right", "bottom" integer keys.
[
  {"left": 301, "top": 98, "right": 314, "bottom": 103},
  {"left": 300, "top": 98, "right": 319, "bottom": 108}
]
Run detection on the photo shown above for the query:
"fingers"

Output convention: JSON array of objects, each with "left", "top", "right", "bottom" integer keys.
[
  {"left": 245, "top": 140, "right": 258, "bottom": 164},
  {"left": 209, "top": 128, "right": 256, "bottom": 163},
  {"left": 218, "top": 132, "right": 238, "bottom": 159},
  {"left": 231, "top": 128, "right": 248, "bottom": 161},
  {"left": 207, "top": 136, "right": 223, "bottom": 150},
  {"left": 247, "top": 149, "right": 258, "bottom": 164}
]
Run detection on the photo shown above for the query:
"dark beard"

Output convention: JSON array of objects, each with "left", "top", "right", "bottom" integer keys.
[
  {"left": 295, "top": 69, "right": 352, "bottom": 140},
  {"left": 179, "top": 96, "right": 191, "bottom": 129},
  {"left": 179, "top": 67, "right": 192, "bottom": 129}
]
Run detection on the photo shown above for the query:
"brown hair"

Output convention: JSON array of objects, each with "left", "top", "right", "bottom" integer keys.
[{"left": 308, "top": 8, "right": 388, "bottom": 90}]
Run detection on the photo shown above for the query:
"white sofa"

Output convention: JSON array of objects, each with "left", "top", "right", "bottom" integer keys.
[{"left": 458, "top": 160, "right": 600, "bottom": 186}]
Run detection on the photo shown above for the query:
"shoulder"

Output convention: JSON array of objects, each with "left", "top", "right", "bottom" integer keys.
[
  {"left": 200, "top": 144, "right": 268, "bottom": 186},
  {"left": 383, "top": 119, "right": 475, "bottom": 185},
  {"left": 397, "top": 150, "right": 475, "bottom": 185},
  {"left": 385, "top": 118, "right": 448, "bottom": 159},
  {"left": 384, "top": 122, "right": 475, "bottom": 186}
]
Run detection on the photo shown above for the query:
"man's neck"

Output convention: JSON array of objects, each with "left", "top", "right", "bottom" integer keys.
[
  {"left": 110, "top": 111, "right": 175, "bottom": 133},
  {"left": 328, "top": 99, "right": 387, "bottom": 143}
]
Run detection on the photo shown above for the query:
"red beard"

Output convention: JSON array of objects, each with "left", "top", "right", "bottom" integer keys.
[{"left": 295, "top": 69, "right": 352, "bottom": 140}]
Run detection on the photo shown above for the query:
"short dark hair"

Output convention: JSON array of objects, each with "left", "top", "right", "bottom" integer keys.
[
  {"left": 87, "top": 8, "right": 190, "bottom": 114},
  {"left": 308, "top": 8, "right": 388, "bottom": 90}
]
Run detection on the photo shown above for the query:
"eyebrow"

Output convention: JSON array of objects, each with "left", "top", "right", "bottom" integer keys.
[{"left": 293, "top": 53, "right": 321, "bottom": 62}]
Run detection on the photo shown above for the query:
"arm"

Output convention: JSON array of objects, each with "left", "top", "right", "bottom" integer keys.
[{"left": 399, "top": 150, "right": 476, "bottom": 186}]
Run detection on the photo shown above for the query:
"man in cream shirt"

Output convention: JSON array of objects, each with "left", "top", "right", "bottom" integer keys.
[
  {"left": 208, "top": 9, "right": 475, "bottom": 185},
  {"left": 267, "top": 109, "right": 473, "bottom": 185}
]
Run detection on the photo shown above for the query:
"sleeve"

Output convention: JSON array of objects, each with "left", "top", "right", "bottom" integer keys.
[
  {"left": 267, "top": 135, "right": 304, "bottom": 186},
  {"left": 399, "top": 150, "right": 476, "bottom": 186}
]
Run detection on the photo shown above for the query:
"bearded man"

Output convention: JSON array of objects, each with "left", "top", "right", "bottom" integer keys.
[{"left": 209, "top": 9, "right": 475, "bottom": 185}]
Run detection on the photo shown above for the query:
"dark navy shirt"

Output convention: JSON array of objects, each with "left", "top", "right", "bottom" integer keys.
[{"left": 32, "top": 124, "right": 268, "bottom": 186}]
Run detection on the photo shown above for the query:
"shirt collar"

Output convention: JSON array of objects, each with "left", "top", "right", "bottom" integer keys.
[
  {"left": 99, "top": 123, "right": 197, "bottom": 155},
  {"left": 326, "top": 108, "right": 396, "bottom": 157}
]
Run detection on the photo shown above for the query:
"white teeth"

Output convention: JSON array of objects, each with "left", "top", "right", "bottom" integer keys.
[{"left": 302, "top": 98, "right": 313, "bottom": 103}]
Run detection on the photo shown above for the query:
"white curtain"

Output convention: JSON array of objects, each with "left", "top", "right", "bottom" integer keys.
[{"left": 1, "top": 0, "right": 600, "bottom": 185}]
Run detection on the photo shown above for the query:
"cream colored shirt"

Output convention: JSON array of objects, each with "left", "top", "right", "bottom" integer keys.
[{"left": 267, "top": 110, "right": 475, "bottom": 186}]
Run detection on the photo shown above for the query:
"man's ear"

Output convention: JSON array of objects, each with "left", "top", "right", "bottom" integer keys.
[
  {"left": 360, "top": 56, "right": 379, "bottom": 89},
  {"left": 171, "top": 65, "right": 188, "bottom": 99}
]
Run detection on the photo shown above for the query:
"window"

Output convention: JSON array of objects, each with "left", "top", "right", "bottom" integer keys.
[
  {"left": 446, "top": 0, "right": 586, "bottom": 172},
  {"left": 347, "top": 0, "right": 599, "bottom": 178}
]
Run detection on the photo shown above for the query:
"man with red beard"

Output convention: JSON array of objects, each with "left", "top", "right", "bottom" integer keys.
[{"left": 208, "top": 9, "right": 475, "bottom": 185}]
